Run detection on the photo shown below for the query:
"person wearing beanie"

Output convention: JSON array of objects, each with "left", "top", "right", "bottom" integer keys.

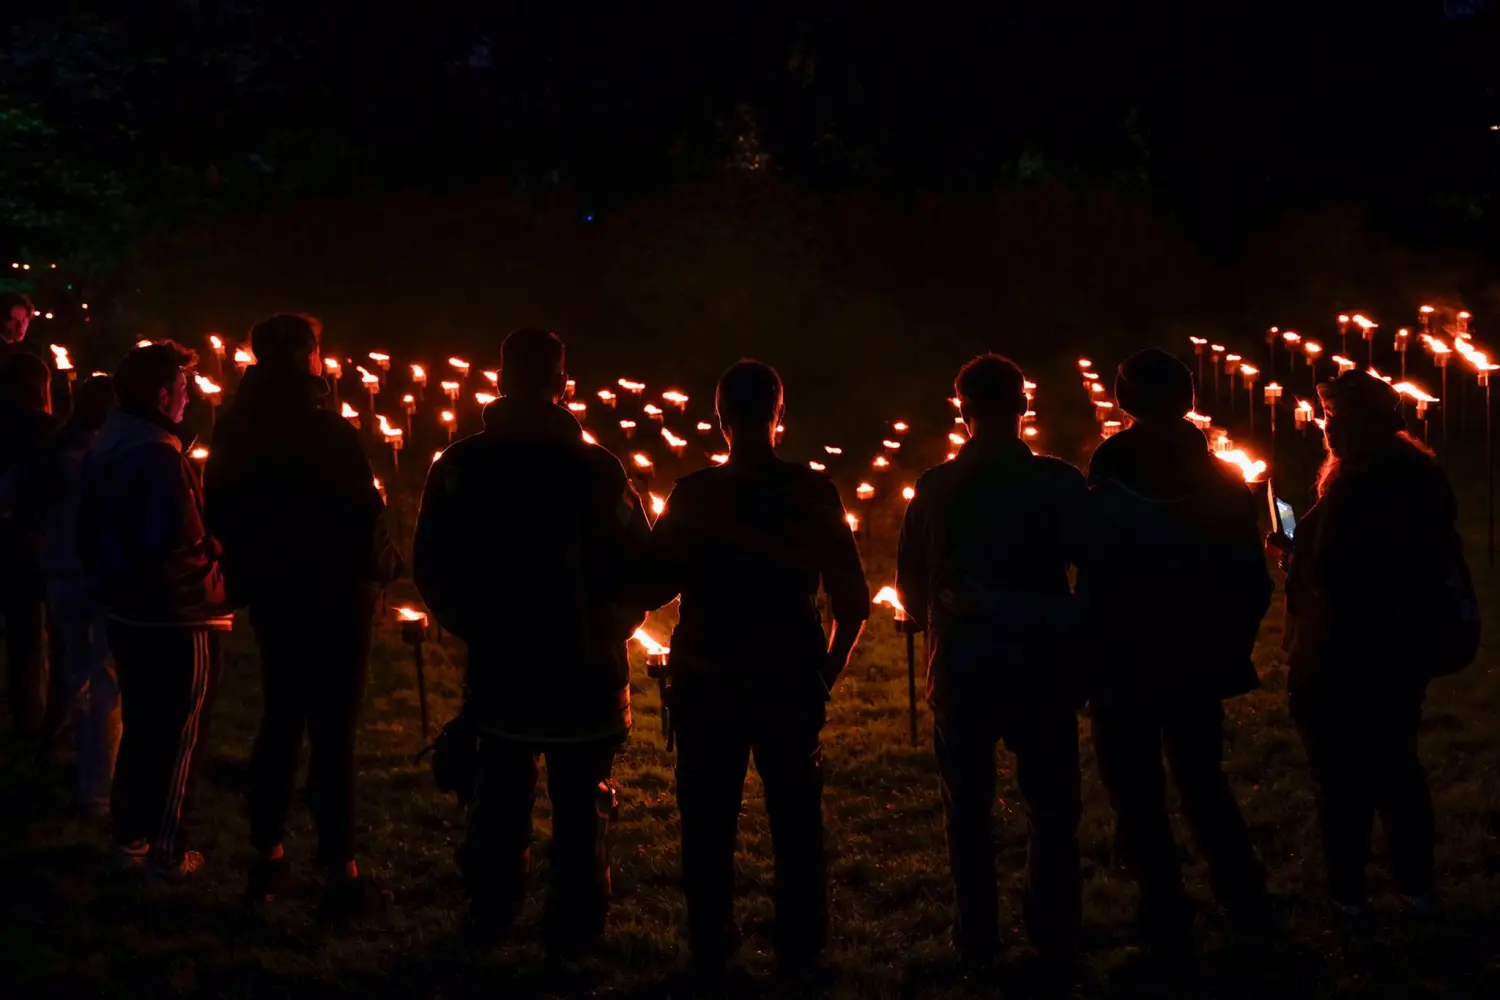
[
  {"left": 1081, "top": 347, "right": 1273, "bottom": 959},
  {"left": 203, "top": 314, "right": 402, "bottom": 920},
  {"left": 1273, "top": 370, "right": 1471, "bottom": 919}
]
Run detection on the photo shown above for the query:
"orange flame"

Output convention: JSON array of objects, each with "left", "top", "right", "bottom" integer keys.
[
  {"left": 1393, "top": 381, "right": 1439, "bottom": 403},
  {"left": 709, "top": 453, "right": 729, "bottom": 465},
  {"left": 643, "top": 403, "right": 663, "bottom": 418},
  {"left": 809, "top": 460, "right": 827, "bottom": 471},
  {"left": 582, "top": 430, "right": 598, "bottom": 445},
  {"left": 395, "top": 606, "right": 428, "bottom": 625},
  {"left": 662, "top": 428, "right": 687, "bottom": 449},
  {"left": 567, "top": 401, "right": 587, "bottom": 414},
  {"left": 618, "top": 378, "right": 646, "bottom": 393},
  {"left": 475, "top": 392, "right": 498, "bottom": 406},
  {"left": 1077, "top": 358, "right": 1092, "bottom": 368},
  {"left": 873, "top": 456, "right": 890, "bottom": 469},
  {"left": 662, "top": 390, "right": 689, "bottom": 406},
  {"left": 402, "top": 393, "right": 415, "bottom": 405},
  {"left": 1304, "top": 341, "right": 1323, "bottom": 356},
  {"left": 872, "top": 586, "right": 907, "bottom": 617},
  {"left": 882, "top": 439, "right": 901, "bottom": 450},
  {"left": 209, "top": 334, "right": 224, "bottom": 351},
  {"left": 410, "top": 363, "right": 426, "bottom": 382},
  {"left": 369, "top": 352, "right": 390, "bottom": 363},
  {"left": 1214, "top": 448, "right": 1268, "bottom": 483},
  {"left": 620, "top": 419, "right": 637, "bottom": 430},
  {"left": 598, "top": 389, "right": 617, "bottom": 403},
  {"left": 189, "top": 446, "right": 209, "bottom": 461},
  {"left": 324, "top": 358, "right": 342, "bottom": 375},
  {"left": 432, "top": 450, "right": 444, "bottom": 463},
  {"left": 631, "top": 628, "right": 670, "bottom": 657},
  {"left": 441, "top": 380, "right": 460, "bottom": 394},
  {"left": 1189, "top": 336, "right": 1207, "bottom": 346},
  {"left": 649, "top": 492, "right": 667, "bottom": 516},
  {"left": 234, "top": 347, "right": 254, "bottom": 364},
  {"left": 893, "top": 421, "right": 909, "bottom": 432},
  {"left": 697, "top": 421, "right": 713, "bottom": 432},
  {"left": 49, "top": 345, "right": 73, "bottom": 371},
  {"left": 948, "top": 432, "right": 966, "bottom": 446},
  {"left": 824, "top": 445, "right": 843, "bottom": 455},
  {"left": 902, "top": 485, "right": 916, "bottom": 501},
  {"left": 448, "top": 358, "right": 470, "bottom": 372},
  {"left": 194, "top": 374, "right": 221, "bottom": 395},
  {"left": 856, "top": 482, "right": 876, "bottom": 500},
  {"left": 482, "top": 370, "right": 499, "bottom": 385},
  {"left": 340, "top": 402, "right": 359, "bottom": 420},
  {"left": 1089, "top": 382, "right": 1105, "bottom": 394},
  {"left": 356, "top": 365, "right": 379, "bottom": 385},
  {"left": 632, "top": 453, "right": 654, "bottom": 470},
  {"left": 440, "top": 410, "right": 455, "bottom": 424},
  {"left": 845, "top": 512, "right": 860, "bottom": 532}
]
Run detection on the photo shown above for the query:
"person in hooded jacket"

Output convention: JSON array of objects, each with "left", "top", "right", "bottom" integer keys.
[
  {"left": 0, "top": 350, "right": 59, "bottom": 736},
  {"left": 413, "top": 328, "right": 651, "bottom": 957},
  {"left": 203, "top": 313, "right": 402, "bottom": 920},
  {"left": 1082, "top": 348, "right": 1273, "bottom": 957},
  {"left": 18, "top": 375, "right": 118, "bottom": 814},
  {"left": 79, "top": 341, "right": 231, "bottom": 878},
  {"left": 1271, "top": 370, "right": 1465, "bottom": 918}
]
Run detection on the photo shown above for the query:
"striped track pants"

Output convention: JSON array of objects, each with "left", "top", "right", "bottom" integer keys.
[{"left": 108, "top": 624, "right": 222, "bottom": 865}]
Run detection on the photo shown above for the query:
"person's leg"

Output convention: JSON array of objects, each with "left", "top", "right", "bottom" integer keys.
[
  {"left": 1161, "top": 699, "right": 1268, "bottom": 918},
  {"left": 1291, "top": 690, "right": 1374, "bottom": 906},
  {"left": 1371, "top": 691, "right": 1435, "bottom": 900},
  {"left": 153, "top": 629, "right": 221, "bottom": 870},
  {"left": 752, "top": 699, "right": 829, "bottom": 968},
  {"left": 1005, "top": 699, "right": 1082, "bottom": 965},
  {"left": 1092, "top": 699, "right": 1192, "bottom": 947},
  {"left": 84, "top": 609, "right": 122, "bottom": 814},
  {"left": 5, "top": 593, "right": 47, "bottom": 734},
  {"left": 108, "top": 624, "right": 158, "bottom": 851},
  {"left": 542, "top": 737, "right": 622, "bottom": 954},
  {"left": 248, "top": 608, "right": 308, "bottom": 868},
  {"left": 458, "top": 736, "right": 540, "bottom": 939},
  {"left": 934, "top": 713, "right": 1002, "bottom": 966},
  {"left": 674, "top": 676, "right": 752, "bottom": 971},
  {"left": 303, "top": 593, "right": 374, "bottom": 879}
]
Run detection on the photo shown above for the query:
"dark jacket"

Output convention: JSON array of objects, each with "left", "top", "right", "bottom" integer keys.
[
  {"left": 644, "top": 454, "right": 870, "bottom": 699},
  {"left": 897, "top": 435, "right": 1088, "bottom": 715},
  {"left": 17, "top": 420, "right": 100, "bottom": 579},
  {"left": 1082, "top": 419, "right": 1272, "bottom": 702},
  {"left": 204, "top": 368, "right": 400, "bottom": 606},
  {"left": 78, "top": 409, "right": 231, "bottom": 628},
  {"left": 1285, "top": 437, "right": 1457, "bottom": 695},
  {"left": 0, "top": 401, "right": 59, "bottom": 600},
  {"left": 413, "top": 398, "right": 651, "bottom": 741}
]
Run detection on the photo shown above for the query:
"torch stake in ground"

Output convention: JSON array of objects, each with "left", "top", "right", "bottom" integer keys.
[
  {"left": 397, "top": 608, "right": 431, "bottom": 742},
  {"left": 647, "top": 651, "right": 673, "bottom": 752}
]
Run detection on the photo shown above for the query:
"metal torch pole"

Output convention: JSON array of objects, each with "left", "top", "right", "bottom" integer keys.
[{"left": 1487, "top": 378, "right": 1494, "bottom": 568}]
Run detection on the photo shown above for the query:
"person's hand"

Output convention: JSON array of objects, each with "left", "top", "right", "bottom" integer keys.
[{"left": 1264, "top": 532, "right": 1294, "bottom": 571}]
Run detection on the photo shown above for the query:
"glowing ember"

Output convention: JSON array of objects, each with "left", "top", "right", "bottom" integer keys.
[
  {"left": 856, "top": 482, "right": 876, "bottom": 500},
  {"left": 902, "top": 485, "right": 916, "bottom": 501},
  {"left": 631, "top": 628, "right": 670, "bottom": 657}
]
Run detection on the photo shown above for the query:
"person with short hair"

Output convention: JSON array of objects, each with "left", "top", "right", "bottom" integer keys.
[
  {"left": 0, "top": 292, "right": 43, "bottom": 364},
  {"left": 1273, "top": 370, "right": 1467, "bottom": 918},
  {"left": 18, "top": 375, "right": 119, "bottom": 813},
  {"left": 1083, "top": 348, "right": 1273, "bottom": 957},
  {"left": 79, "top": 341, "right": 231, "bottom": 878},
  {"left": 644, "top": 359, "right": 870, "bottom": 981},
  {"left": 414, "top": 328, "right": 651, "bottom": 957},
  {"left": 0, "top": 350, "right": 59, "bottom": 734},
  {"left": 204, "top": 313, "right": 401, "bottom": 919},
  {"left": 897, "top": 353, "right": 1087, "bottom": 981}
]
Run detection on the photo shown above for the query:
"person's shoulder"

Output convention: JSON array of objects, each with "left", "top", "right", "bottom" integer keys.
[
  {"left": 581, "top": 441, "right": 629, "bottom": 479},
  {"left": 672, "top": 465, "right": 721, "bottom": 495},
  {"left": 1031, "top": 452, "right": 1086, "bottom": 487}
]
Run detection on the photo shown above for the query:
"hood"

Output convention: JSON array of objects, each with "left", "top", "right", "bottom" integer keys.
[
  {"left": 481, "top": 397, "right": 583, "bottom": 445},
  {"left": 91, "top": 409, "right": 182, "bottom": 462}
]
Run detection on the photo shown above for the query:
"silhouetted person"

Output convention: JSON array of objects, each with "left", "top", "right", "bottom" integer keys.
[
  {"left": 1083, "top": 349, "right": 1272, "bottom": 957},
  {"left": 1272, "top": 371, "right": 1469, "bottom": 918},
  {"left": 204, "top": 314, "right": 402, "bottom": 919},
  {"left": 896, "top": 353, "right": 1087, "bottom": 980},
  {"left": 18, "top": 375, "right": 118, "bottom": 814},
  {"left": 0, "top": 351, "right": 58, "bottom": 735},
  {"left": 413, "top": 328, "right": 650, "bottom": 957},
  {"left": 79, "top": 342, "right": 232, "bottom": 878},
  {"left": 643, "top": 360, "right": 870, "bottom": 981}
]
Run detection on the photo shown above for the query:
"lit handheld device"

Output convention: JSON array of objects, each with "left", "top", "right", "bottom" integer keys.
[{"left": 1266, "top": 481, "right": 1298, "bottom": 540}]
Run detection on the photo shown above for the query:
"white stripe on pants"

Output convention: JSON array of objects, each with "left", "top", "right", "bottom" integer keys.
[{"left": 154, "top": 630, "right": 212, "bottom": 865}]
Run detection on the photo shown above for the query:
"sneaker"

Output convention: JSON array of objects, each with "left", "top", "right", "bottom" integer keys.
[
  {"left": 150, "top": 850, "right": 206, "bottom": 881},
  {"left": 105, "top": 839, "right": 151, "bottom": 873},
  {"left": 244, "top": 856, "right": 296, "bottom": 906},
  {"left": 317, "top": 875, "right": 391, "bottom": 924}
]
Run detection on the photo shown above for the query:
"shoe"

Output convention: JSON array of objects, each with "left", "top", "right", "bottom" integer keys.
[
  {"left": 150, "top": 850, "right": 206, "bottom": 881},
  {"left": 244, "top": 856, "right": 295, "bottom": 906},
  {"left": 105, "top": 839, "right": 150, "bottom": 873},
  {"left": 317, "top": 875, "right": 390, "bottom": 924}
]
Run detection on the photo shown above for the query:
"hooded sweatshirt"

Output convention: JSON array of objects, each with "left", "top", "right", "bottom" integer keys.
[{"left": 79, "top": 409, "right": 231, "bottom": 628}]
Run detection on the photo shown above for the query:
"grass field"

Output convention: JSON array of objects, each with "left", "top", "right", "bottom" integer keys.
[{"left": 3, "top": 451, "right": 1500, "bottom": 1000}]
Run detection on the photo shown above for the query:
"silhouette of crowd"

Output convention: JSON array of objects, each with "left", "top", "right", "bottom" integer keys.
[{"left": 0, "top": 303, "right": 1479, "bottom": 990}]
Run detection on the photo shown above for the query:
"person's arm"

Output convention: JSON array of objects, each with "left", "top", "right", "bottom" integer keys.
[
  {"left": 819, "top": 479, "right": 870, "bottom": 685},
  {"left": 327, "top": 418, "right": 403, "bottom": 584},
  {"left": 592, "top": 456, "right": 654, "bottom": 633},
  {"left": 413, "top": 454, "right": 461, "bottom": 634},
  {"left": 896, "top": 483, "right": 930, "bottom": 632},
  {"left": 137, "top": 445, "right": 226, "bottom": 614}
]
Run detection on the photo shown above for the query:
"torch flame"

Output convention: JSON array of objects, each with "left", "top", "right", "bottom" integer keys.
[
  {"left": 697, "top": 421, "right": 713, "bottom": 432},
  {"left": 1422, "top": 335, "right": 1452, "bottom": 356},
  {"left": 50, "top": 345, "right": 73, "bottom": 371},
  {"left": 1282, "top": 331, "right": 1301, "bottom": 344},
  {"left": 567, "top": 401, "right": 587, "bottom": 414},
  {"left": 483, "top": 370, "right": 499, "bottom": 385},
  {"left": 618, "top": 378, "right": 646, "bottom": 393},
  {"left": 368, "top": 352, "right": 390, "bottom": 363},
  {"left": 809, "top": 461, "right": 827, "bottom": 471},
  {"left": 649, "top": 492, "right": 667, "bottom": 516},
  {"left": 1023, "top": 426, "right": 1039, "bottom": 438},
  {"left": 1351, "top": 314, "right": 1376, "bottom": 331},
  {"left": 402, "top": 393, "right": 415, "bottom": 405},
  {"left": 709, "top": 453, "right": 728, "bottom": 465},
  {"left": 440, "top": 410, "right": 455, "bottom": 424},
  {"left": 376, "top": 415, "right": 402, "bottom": 440},
  {"left": 845, "top": 512, "right": 860, "bottom": 532},
  {"left": 631, "top": 628, "right": 670, "bottom": 657},
  {"left": 189, "top": 447, "right": 209, "bottom": 461},
  {"left": 598, "top": 389, "right": 617, "bottom": 403},
  {"left": 194, "top": 374, "right": 221, "bottom": 394},
  {"left": 882, "top": 439, "right": 901, "bottom": 450},
  {"left": 620, "top": 419, "right": 637, "bottom": 430},
  {"left": 475, "top": 392, "right": 498, "bottom": 406},
  {"left": 1090, "top": 382, "right": 1105, "bottom": 394},
  {"left": 1240, "top": 364, "right": 1259, "bottom": 377},
  {"left": 893, "top": 421, "right": 909, "bottom": 432},
  {"left": 432, "top": 450, "right": 444, "bottom": 463},
  {"left": 395, "top": 606, "right": 428, "bottom": 625},
  {"left": 340, "top": 402, "right": 359, "bottom": 420},
  {"left": 325, "top": 358, "right": 342, "bottom": 375},
  {"left": 449, "top": 358, "right": 470, "bottom": 372},
  {"left": 357, "top": 365, "right": 379, "bottom": 385},
  {"left": 949, "top": 432, "right": 967, "bottom": 447},
  {"left": 662, "top": 428, "right": 687, "bottom": 448},
  {"left": 873, "top": 456, "right": 890, "bottom": 469},
  {"left": 441, "top": 380, "right": 460, "bottom": 393},
  {"left": 411, "top": 363, "right": 426, "bottom": 381},
  {"left": 632, "top": 453, "right": 654, "bottom": 470},
  {"left": 1419, "top": 305, "right": 1435, "bottom": 315},
  {"left": 1304, "top": 341, "right": 1323, "bottom": 356},
  {"left": 1078, "top": 358, "right": 1092, "bottom": 368},
  {"left": 824, "top": 445, "right": 843, "bottom": 455},
  {"left": 872, "top": 586, "right": 907, "bottom": 617},
  {"left": 1393, "top": 381, "right": 1439, "bottom": 403},
  {"left": 662, "top": 390, "right": 689, "bottom": 405},
  {"left": 582, "top": 430, "right": 598, "bottom": 445},
  {"left": 643, "top": 403, "right": 663, "bottom": 417},
  {"left": 234, "top": 347, "right": 255, "bottom": 364},
  {"left": 856, "top": 482, "right": 876, "bottom": 500},
  {"left": 1189, "top": 336, "right": 1207, "bottom": 346},
  {"left": 1214, "top": 449, "right": 1268, "bottom": 484},
  {"left": 1296, "top": 399, "right": 1314, "bottom": 414},
  {"left": 902, "top": 485, "right": 916, "bottom": 501},
  {"left": 209, "top": 335, "right": 224, "bottom": 350}
]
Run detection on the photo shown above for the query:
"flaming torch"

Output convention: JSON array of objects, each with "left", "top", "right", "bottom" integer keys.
[
  {"left": 632, "top": 628, "right": 674, "bottom": 750},
  {"left": 873, "top": 586, "right": 921, "bottom": 746},
  {"left": 1472, "top": 354, "right": 1498, "bottom": 565},
  {"left": 1394, "top": 329, "right": 1411, "bottom": 379},
  {"left": 402, "top": 393, "right": 416, "bottom": 436},
  {"left": 377, "top": 414, "right": 404, "bottom": 473},
  {"left": 1240, "top": 364, "right": 1259, "bottom": 437},
  {"left": 1419, "top": 304, "right": 1435, "bottom": 335},
  {"left": 1394, "top": 381, "right": 1439, "bottom": 443},
  {"left": 324, "top": 357, "right": 342, "bottom": 406},
  {"left": 618, "top": 378, "right": 646, "bottom": 398},
  {"left": 697, "top": 421, "right": 713, "bottom": 435},
  {"left": 662, "top": 389, "right": 689, "bottom": 412},
  {"left": 1423, "top": 336, "right": 1452, "bottom": 442},
  {"left": 1338, "top": 314, "right": 1351, "bottom": 356},
  {"left": 356, "top": 365, "right": 380, "bottom": 428},
  {"left": 189, "top": 446, "right": 210, "bottom": 467},
  {"left": 440, "top": 409, "right": 456, "bottom": 443},
  {"left": 1225, "top": 354, "right": 1242, "bottom": 417},
  {"left": 410, "top": 363, "right": 426, "bottom": 399},
  {"left": 643, "top": 403, "right": 664, "bottom": 423},
  {"left": 597, "top": 389, "right": 618, "bottom": 409},
  {"left": 1352, "top": 314, "right": 1377, "bottom": 368},
  {"left": 194, "top": 374, "right": 222, "bottom": 431},
  {"left": 340, "top": 401, "right": 361, "bottom": 429},
  {"left": 448, "top": 357, "right": 470, "bottom": 383},
  {"left": 1264, "top": 381, "right": 1283, "bottom": 448},
  {"left": 50, "top": 345, "right": 76, "bottom": 404},
  {"left": 394, "top": 607, "right": 431, "bottom": 741},
  {"left": 619, "top": 419, "right": 638, "bottom": 439},
  {"left": 441, "top": 380, "right": 460, "bottom": 408},
  {"left": 661, "top": 427, "right": 687, "bottom": 456},
  {"left": 368, "top": 352, "right": 390, "bottom": 382},
  {"left": 234, "top": 346, "right": 255, "bottom": 373},
  {"left": 1211, "top": 344, "right": 1226, "bottom": 404},
  {"left": 1189, "top": 336, "right": 1207, "bottom": 389},
  {"left": 208, "top": 334, "right": 226, "bottom": 378}
]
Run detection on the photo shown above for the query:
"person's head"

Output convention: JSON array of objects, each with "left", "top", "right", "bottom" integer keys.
[
  {"left": 1314, "top": 370, "right": 1411, "bottom": 496},
  {"left": 1115, "top": 348, "right": 1196, "bottom": 422},
  {"left": 68, "top": 374, "right": 115, "bottom": 431},
  {"left": 114, "top": 341, "right": 197, "bottom": 424},
  {"left": 1, "top": 292, "right": 34, "bottom": 345},
  {"left": 954, "top": 353, "right": 1027, "bottom": 435},
  {"left": 715, "top": 360, "right": 784, "bottom": 449},
  {"left": 499, "top": 328, "right": 567, "bottom": 403},
  {"left": 249, "top": 313, "right": 322, "bottom": 376},
  {"left": 0, "top": 351, "right": 52, "bottom": 413}
]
